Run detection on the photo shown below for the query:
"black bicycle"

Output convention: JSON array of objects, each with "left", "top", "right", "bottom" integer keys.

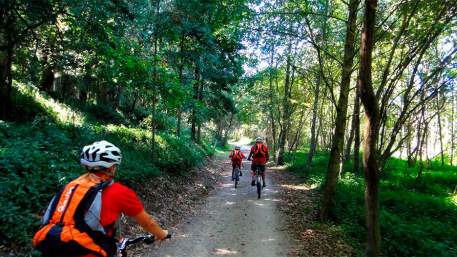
[
  {"left": 254, "top": 166, "right": 263, "bottom": 199},
  {"left": 117, "top": 234, "right": 171, "bottom": 257},
  {"left": 233, "top": 166, "right": 241, "bottom": 188}
]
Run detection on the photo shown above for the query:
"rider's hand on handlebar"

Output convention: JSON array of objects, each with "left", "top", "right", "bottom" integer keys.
[{"left": 157, "top": 229, "right": 169, "bottom": 240}]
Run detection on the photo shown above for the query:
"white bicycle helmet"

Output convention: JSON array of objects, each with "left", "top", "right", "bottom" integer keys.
[
  {"left": 235, "top": 146, "right": 241, "bottom": 150},
  {"left": 255, "top": 137, "right": 263, "bottom": 143},
  {"left": 80, "top": 140, "right": 122, "bottom": 169}
]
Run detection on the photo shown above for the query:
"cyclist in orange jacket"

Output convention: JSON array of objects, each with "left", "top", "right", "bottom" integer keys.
[
  {"left": 247, "top": 137, "right": 269, "bottom": 187},
  {"left": 229, "top": 145, "right": 245, "bottom": 180},
  {"left": 33, "top": 140, "right": 169, "bottom": 257}
]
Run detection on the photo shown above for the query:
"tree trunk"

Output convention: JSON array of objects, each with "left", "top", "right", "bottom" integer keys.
[
  {"left": 406, "top": 120, "right": 415, "bottom": 167},
  {"left": 151, "top": 0, "right": 161, "bottom": 163},
  {"left": 276, "top": 42, "right": 293, "bottom": 165},
  {"left": 176, "top": 35, "right": 185, "bottom": 137},
  {"left": 320, "top": 0, "right": 360, "bottom": 221},
  {"left": 0, "top": 46, "right": 13, "bottom": 121},
  {"left": 196, "top": 81, "right": 204, "bottom": 143},
  {"left": 268, "top": 46, "right": 278, "bottom": 161},
  {"left": 191, "top": 72, "right": 198, "bottom": 142},
  {"left": 306, "top": 73, "right": 321, "bottom": 171},
  {"left": 345, "top": 109, "right": 355, "bottom": 161},
  {"left": 436, "top": 93, "right": 444, "bottom": 166},
  {"left": 289, "top": 106, "right": 306, "bottom": 151},
  {"left": 358, "top": 0, "right": 381, "bottom": 256},
  {"left": 451, "top": 88, "right": 455, "bottom": 166},
  {"left": 0, "top": 7, "right": 14, "bottom": 121},
  {"left": 353, "top": 84, "right": 361, "bottom": 173},
  {"left": 222, "top": 112, "right": 234, "bottom": 144},
  {"left": 39, "top": 61, "right": 54, "bottom": 93},
  {"left": 417, "top": 122, "right": 428, "bottom": 180}
]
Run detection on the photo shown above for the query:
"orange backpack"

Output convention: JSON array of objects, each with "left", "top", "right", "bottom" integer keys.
[
  {"left": 33, "top": 174, "right": 116, "bottom": 257},
  {"left": 231, "top": 150, "right": 243, "bottom": 161},
  {"left": 253, "top": 144, "right": 267, "bottom": 158}
]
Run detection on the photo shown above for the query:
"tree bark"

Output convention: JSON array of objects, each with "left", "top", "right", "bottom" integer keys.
[
  {"left": 417, "top": 121, "right": 428, "bottom": 180},
  {"left": 191, "top": 67, "right": 199, "bottom": 142},
  {"left": 353, "top": 84, "right": 361, "bottom": 173},
  {"left": 289, "top": 106, "right": 306, "bottom": 151},
  {"left": 436, "top": 92, "right": 444, "bottom": 166},
  {"left": 0, "top": 46, "right": 13, "bottom": 121},
  {"left": 176, "top": 35, "right": 185, "bottom": 137},
  {"left": 151, "top": 0, "right": 161, "bottom": 163},
  {"left": 358, "top": 0, "right": 381, "bottom": 256},
  {"left": 268, "top": 46, "right": 278, "bottom": 161},
  {"left": 276, "top": 42, "right": 293, "bottom": 165},
  {"left": 39, "top": 57, "right": 54, "bottom": 93},
  {"left": 196, "top": 81, "right": 204, "bottom": 143},
  {"left": 449, "top": 87, "right": 455, "bottom": 166},
  {"left": 345, "top": 109, "right": 355, "bottom": 161},
  {"left": 320, "top": 0, "right": 360, "bottom": 221},
  {"left": 306, "top": 73, "right": 321, "bottom": 171},
  {"left": 0, "top": 7, "right": 14, "bottom": 121}
]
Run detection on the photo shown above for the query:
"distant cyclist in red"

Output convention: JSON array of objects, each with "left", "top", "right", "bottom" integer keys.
[
  {"left": 229, "top": 145, "right": 245, "bottom": 180},
  {"left": 247, "top": 137, "right": 269, "bottom": 187},
  {"left": 33, "top": 140, "right": 169, "bottom": 257}
]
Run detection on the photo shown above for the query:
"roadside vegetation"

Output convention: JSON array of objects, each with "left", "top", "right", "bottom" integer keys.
[
  {"left": 1, "top": 0, "right": 457, "bottom": 256},
  {"left": 0, "top": 83, "right": 215, "bottom": 254},
  {"left": 286, "top": 151, "right": 457, "bottom": 257}
]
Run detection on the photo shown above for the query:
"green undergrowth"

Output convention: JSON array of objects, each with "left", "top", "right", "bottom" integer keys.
[
  {"left": 0, "top": 82, "right": 213, "bottom": 254},
  {"left": 285, "top": 151, "right": 457, "bottom": 257}
]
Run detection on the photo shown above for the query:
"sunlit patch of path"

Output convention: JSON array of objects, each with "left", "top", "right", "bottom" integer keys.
[{"left": 145, "top": 151, "right": 293, "bottom": 257}]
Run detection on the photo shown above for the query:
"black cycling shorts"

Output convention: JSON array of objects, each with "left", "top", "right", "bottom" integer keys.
[{"left": 251, "top": 163, "right": 265, "bottom": 173}]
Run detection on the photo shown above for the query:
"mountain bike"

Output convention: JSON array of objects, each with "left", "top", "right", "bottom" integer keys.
[
  {"left": 117, "top": 233, "right": 171, "bottom": 257},
  {"left": 254, "top": 166, "right": 263, "bottom": 199},
  {"left": 233, "top": 166, "right": 241, "bottom": 188}
]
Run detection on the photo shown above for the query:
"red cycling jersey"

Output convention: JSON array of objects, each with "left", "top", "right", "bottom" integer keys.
[
  {"left": 81, "top": 180, "right": 144, "bottom": 257},
  {"left": 100, "top": 182, "right": 144, "bottom": 232},
  {"left": 249, "top": 143, "right": 269, "bottom": 165},
  {"left": 229, "top": 149, "right": 245, "bottom": 167}
]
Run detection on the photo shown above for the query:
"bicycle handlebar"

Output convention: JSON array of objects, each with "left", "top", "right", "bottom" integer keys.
[{"left": 118, "top": 233, "right": 172, "bottom": 255}]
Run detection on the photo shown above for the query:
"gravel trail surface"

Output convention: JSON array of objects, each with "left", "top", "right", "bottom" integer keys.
[{"left": 146, "top": 149, "right": 293, "bottom": 257}]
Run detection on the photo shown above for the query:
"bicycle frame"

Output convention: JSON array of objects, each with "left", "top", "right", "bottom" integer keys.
[
  {"left": 233, "top": 166, "right": 241, "bottom": 188},
  {"left": 255, "top": 166, "right": 263, "bottom": 199}
]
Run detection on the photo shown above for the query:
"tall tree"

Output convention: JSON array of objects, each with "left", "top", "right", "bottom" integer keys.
[
  {"left": 277, "top": 40, "right": 293, "bottom": 165},
  {"left": 320, "top": 0, "right": 360, "bottom": 221},
  {"left": 358, "top": 0, "right": 381, "bottom": 255}
]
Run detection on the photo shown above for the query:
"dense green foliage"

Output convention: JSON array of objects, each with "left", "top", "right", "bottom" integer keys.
[
  {"left": 0, "top": 83, "right": 211, "bottom": 254},
  {"left": 2, "top": 0, "right": 457, "bottom": 256},
  {"left": 287, "top": 151, "right": 457, "bottom": 257}
]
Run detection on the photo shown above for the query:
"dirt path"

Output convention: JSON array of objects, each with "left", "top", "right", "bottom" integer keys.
[{"left": 145, "top": 149, "right": 294, "bottom": 257}]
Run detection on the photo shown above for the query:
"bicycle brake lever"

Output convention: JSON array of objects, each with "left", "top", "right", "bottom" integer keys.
[
  {"left": 143, "top": 234, "right": 154, "bottom": 244},
  {"left": 118, "top": 238, "right": 128, "bottom": 250}
]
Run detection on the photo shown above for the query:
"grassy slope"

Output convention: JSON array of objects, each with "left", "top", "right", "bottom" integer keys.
[
  {"left": 286, "top": 151, "right": 457, "bottom": 257},
  {"left": 0, "top": 82, "right": 213, "bottom": 254}
]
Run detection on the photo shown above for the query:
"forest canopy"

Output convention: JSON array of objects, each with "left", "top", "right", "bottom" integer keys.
[{"left": 1, "top": 0, "right": 457, "bottom": 256}]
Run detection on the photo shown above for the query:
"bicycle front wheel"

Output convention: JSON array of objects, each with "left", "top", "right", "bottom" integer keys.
[
  {"left": 256, "top": 175, "right": 261, "bottom": 199},
  {"left": 234, "top": 168, "right": 240, "bottom": 188}
]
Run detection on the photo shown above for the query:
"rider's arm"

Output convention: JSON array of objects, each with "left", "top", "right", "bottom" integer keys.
[
  {"left": 247, "top": 150, "right": 253, "bottom": 160},
  {"left": 112, "top": 183, "right": 168, "bottom": 240},
  {"left": 133, "top": 210, "right": 168, "bottom": 240}
]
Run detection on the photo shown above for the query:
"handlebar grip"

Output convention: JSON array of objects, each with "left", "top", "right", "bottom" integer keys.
[{"left": 143, "top": 234, "right": 154, "bottom": 244}]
